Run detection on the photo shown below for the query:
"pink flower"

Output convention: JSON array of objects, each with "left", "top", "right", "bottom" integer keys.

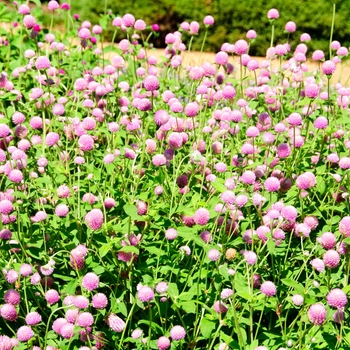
[
  {"left": 267, "top": 8, "right": 279, "bottom": 19},
  {"left": 45, "top": 289, "right": 60, "bottom": 305},
  {"left": 55, "top": 204, "right": 69, "bottom": 217},
  {"left": 92, "top": 293, "right": 108, "bottom": 309},
  {"left": 77, "top": 312, "right": 94, "bottom": 327},
  {"left": 35, "top": 56, "right": 51, "bottom": 70},
  {"left": 264, "top": 177, "right": 280, "bottom": 192},
  {"left": 327, "top": 288, "right": 347, "bottom": 309},
  {"left": 213, "top": 300, "right": 228, "bottom": 313},
  {"left": 138, "top": 286, "right": 155, "bottom": 302},
  {"left": 203, "top": 15, "right": 214, "bottom": 26},
  {"left": 78, "top": 134, "right": 94, "bottom": 151},
  {"left": 17, "top": 326, "right": 34, "bottom": 342},
  {"left": 106, "top": 314, "right": 125, "bottom": 332},
  {"left": 194, "top": 208, "right": 210, "bottom": 225},
  {"left": 339, "top": 216, "right": 350, "bottom": 237},
  {"left": 260, "top": 281, "right": 276, "bottom": 297},
  {"left": 323, "top": 250, "right": 340, "bottom": 268},
  {"left": 170, "top": 325, "right": 186, "bottom": 340},
  {"left": 25, "top": 311, "right": 42, "bottom": 325},
  {"left": 291, "top": 294, "right": 304, "bottom": 306},
  {"left": 208, "top": 249, "right": 220, "bottom": 261},
  {"left": 85, "top": 209, "right": 103, "bottom": 230},
  {"left": 0, "top": 303, "right": 17, "bottom": 321},
  {"left": 317, "top": 232, "right": 336, "bottom": 250},
  {"left": 4, "top": 289, "right": 20, "bottom": 305},
  {"left": 285, "top": 21, "right": 296, "bottom": 32},
  {"left": 157, "top": 336, "right": 171, "bottom": 350},
  {"left": 82, "top": 272, "right": 99, "bottom": 291},
  {"left": 322, "top": 60, "right": 336, "bottom": 75},
  {"left": 308, "top": 303, "right": 326, "bottom": 325}
]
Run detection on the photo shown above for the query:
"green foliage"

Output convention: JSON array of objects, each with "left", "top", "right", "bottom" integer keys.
[{"left": 68, "top": 0, "right": 350, "bottom": 56}]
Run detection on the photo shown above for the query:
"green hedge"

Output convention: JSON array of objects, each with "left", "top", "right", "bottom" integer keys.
[{"left": 63, "top": 0, "right": 350, "bottom": 56}]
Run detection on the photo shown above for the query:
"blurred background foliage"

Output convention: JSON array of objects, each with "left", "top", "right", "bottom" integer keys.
[{"left": 25, "top": 0, "right": 350, "bottom": 56}]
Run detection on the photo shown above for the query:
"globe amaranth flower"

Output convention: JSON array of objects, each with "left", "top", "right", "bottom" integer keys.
[
  {"left": 85, "top": 209, "right": 103, "bottom": 230},
  {"left": 308, "top": 303, "right": 326, "bottom": 325},
  {"left": 170, "top": 325, "right": 186, "bottom": 340},
  {"left": 137, "top": 286, "right": 155, "bottom": 302},
  {"left": 106, "top": 314, "right": 125, "bottom": 332}
]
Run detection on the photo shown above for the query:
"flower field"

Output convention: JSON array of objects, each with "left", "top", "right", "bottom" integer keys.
[{"left": 1, "top": 1, "right": 350, "bottom": 350}]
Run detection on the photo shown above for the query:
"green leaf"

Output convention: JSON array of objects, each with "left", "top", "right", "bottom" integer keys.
[
  {"left": 210, "top": 180, "right": 227, "bottom": 193},
  {"left": 266, "top": 239, "right": 276, "bottom": 256},
  {"left": 99, "top": 243, "right": 111, "bottom": 258},
  {"left": 281, "top": 278, "right": 304, "bottom": 294},
  {"left": 64, "top": 279, "right": 78, "bottom": 295},
  {"left": 119, "top": 246, "right": 139, "bottom": 255},
  {"left": 179, "top": 300, "right": 196, "bottom": 314},
  {"left": 167, "top": 283, "right": 179, "bottom": 299},
  {"left": 200, "top": 317, "right": 216, "bottom": 338},
  {"left": 123, "top": 203, "right": 143, "bottom": 220}
]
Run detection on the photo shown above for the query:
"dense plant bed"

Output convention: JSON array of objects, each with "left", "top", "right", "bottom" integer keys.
[{"left": 0, "top": 2, "right": 350, "bottom": 350}]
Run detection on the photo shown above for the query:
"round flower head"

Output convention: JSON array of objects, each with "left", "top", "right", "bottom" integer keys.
[
  {"left": 6, "top": 270, "right": 18, "bottom": 284},
  {"left": 235, "top": 39, "right": 249, "bottom": 55},
  {"left": 260, "top": 281, "right": 276, "bottom": 297},
  {"left": 152, "top": 154, "right": 166, "bottom": 166},
  {"left": 203, "top": 15, "right": 214, "bottom": 26},
  {"left": 267, "top": 8, "right": 279, "bottom": 19},
  {"left": 26, "top": 311, "right": 42, "bottom": 325},
  {"left": 0, "top": 200, "right": 13, "bottom": 215},
  {"left": 314, "top": 116, "right": 328, "bottom": 129},
  {"left": 156, "top": 282, "right": 168, "bottom": 293},
  {"left": 165, "top": 228, "right": 178, "bottom": 240},
  {"left": 17, "top": 326, "right": 34, "bottom": 342},
  {"left": 66, "top": 309, "right": 79, "bottom": 323},
  {"left": 308, "top": 303, "right": 326, "bottom": 325},
  {"left": 339, "top": 157, "right": 350, "bottom": 169},
  {"left": 0, "top": 303, "right": 17, "bottom": 321},
  {"left": 138, "top": 286, "right": 154, "bottom": 302},
  {"left": 215, "top": 51, "right": 229, "bottom": 65},
  {"left": 264, "top": 177, "right": 280, "bottom": 192},
  {"left": 339, "top": 216, "right": 350, "bottom": 237},
  {"left": 82, "top": 272, "right": 99, "bottom": 291},
  {"left": 323, "top": 250, "right": 340, "bottom": 268},
  {"left": 208, "top": 249, "right": 220, "bottom": 261},
  {"left": 241, "top": 170, "right": 256, "bottom": 185},
  {"left": 242, "top": 250, "right": 257, "bottom": 265},
  {"left": 85, "top": 209, "right": 103, "bottom": 230},
  {"left": 157, "top": 336, "right": 171, "bottom": 350},
  {"left": 327, "top": 288, "right": 347, "bottom": 309},
  {"left": 60, "top": 323, "right": 75, "bottom": 339},
  {"left": 77, "top": 312, "right": 94, "bottom": 327},
  {"left": 131, "top": 328, "right": 143, "bottom": 339},
  {"left": 194, "top": 208, "right": 210, "bottom": 225},
  {"left": 78, "top": 134, "right": 94, "bottom": 151},
  {"left": 317, "top": 232, "right": 336, "bottom": 250},
  {"left": 170, "top": 325, "right": 186, "bottom": 340},
  {"left": 291, "top": 294, "right": 304, "bottom": 306},
  {"left": 36, "top": 56, "right": 51, "bottom": 70},
  {"left": 213, "top": 300, "right": 228, "bottom": 313},
  {"left": 92, "top": 293, "right": 108, "bottom": 309},
  {"left": 310, "top": 258, "right": 325, "bottom": 273},
  {"left": 4, "top": 289, "right": 20, "bottom": 305},
  {"left": 106, "top": 313, "right": 125, "bottom": 332},
  {"left": 246, "top": 29, "right": 257, "bottom": 39},
  {"left": 74, "top": 295, "right": 89, "bottom": 309},
  {"left": 285, "top": 21, "right": 296, "bottom": 33},
  {"left": 322, "top": 60, "right": 336, "bottom": 75},
  {"left": 55, "top": 204, "right": 69, "bottom": 217},
  {"left": 45, "top": 289, "right": 60, "bottom": 305},
  {"left": 281, "top": 205, "right": 298, "bottom": 221}
]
